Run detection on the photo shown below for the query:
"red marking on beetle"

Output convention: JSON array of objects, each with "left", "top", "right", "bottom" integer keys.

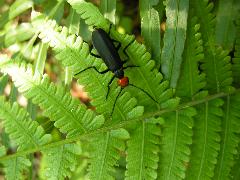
[{"left": 118, "top": 77, "right": 129, "bottom": 87}]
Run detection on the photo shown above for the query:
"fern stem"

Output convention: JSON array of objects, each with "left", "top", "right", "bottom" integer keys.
[{"left": 0, "top": 90, "right": 239, "bottom": 161}]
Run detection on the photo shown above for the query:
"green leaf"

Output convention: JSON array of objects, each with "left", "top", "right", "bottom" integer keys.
[
  {"left": 215, "top": 0, "right": 239, "bottom": 50},
  {"left": 201, "top": 46, "right": 233, "bottom": 93},
  {"left": 158, "top": 108, "right": 196, "bottom": 180},
  {"left": 214, "top": 94, "right": 240, "bottom": 179},
  {"left": 89, "top": 129, "right": 129, "bottom": 179},
  {"left": 176, "top": 17, "right": 206, "bottom": 100},
  {"left": 40, "top": 144, "right": 82, "bottom": 180},
  {"left": 0, "top": 60, "right": 105, "bottom": 138},
  {"left": 232, "top": 18, "right": 240, "bottom": 86},
  {"left": 0, "top": 96, "right": 52, "bottom": 151},
  {"left": 160, "top": 0, "right": 189, "bottom": 88},
  {"left": 186, "top": 99, "right": 223, "bottom": 180},
  {"left": 9, "top": 0, "right": 33, "bottom": 19},
  {"left": 2, "top": 156, "right": 31, "bottom": 180},
  {"left": 140, "top": 0, "right": 161, "bottom": 69},
  {"left": 4, "top": 23, "right": 35, "bottom": 47},
  {"left": 125, "top": 118, "right": 163, "bottom": 180},
  {"left": 67, "top": 0, "right": 110, "bottom": 31},
  {"left": 100, "top": 0, "right": 116, "bottom": 24}
]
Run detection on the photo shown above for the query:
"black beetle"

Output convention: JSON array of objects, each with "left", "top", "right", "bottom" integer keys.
[{"left": 75, "top": 26, "right": 158, "bottom": 115}]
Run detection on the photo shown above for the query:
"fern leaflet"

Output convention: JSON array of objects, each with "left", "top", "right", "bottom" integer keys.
[
  {"left": 214, "top": 94, "right": 240, "bottom": 179},
  {"left": 89, "top": 129, "right": 129, "bottom": 179},
  {"left": 0, "top": 60, "right": 105, "bottom": 138},
  {"left": 161, "top": 0, "right": 189, "bottom": 88},
  {"left": 0, "top": 96, "right": 51, "bottom": 150},
  {"left": 40, "top": 144, "right": 82, "bottom": 180},
  {"left": 125, "top": 118, "right": 163, "bottom": 180},
  {"left": 158, "top": 108, "right": 196, "bottom": 179}
]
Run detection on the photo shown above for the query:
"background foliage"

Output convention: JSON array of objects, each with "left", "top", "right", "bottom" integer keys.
[{"left": 0, "top": 0, "right": 240, "bottom": 179}]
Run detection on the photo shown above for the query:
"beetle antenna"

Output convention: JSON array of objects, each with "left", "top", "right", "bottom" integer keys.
[
  {"left": 128, "top": 83, "right": 158, "bottom": 104},
  {"left": 110, "top": 87, "right": 123, "bottom": 116}
]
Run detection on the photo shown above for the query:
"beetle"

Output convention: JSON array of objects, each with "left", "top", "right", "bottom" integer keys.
[{"left": 75, "top": 26, "right": 158, "bottom": 115}]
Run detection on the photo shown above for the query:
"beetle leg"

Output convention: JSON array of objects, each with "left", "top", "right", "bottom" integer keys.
[
  {"left": 74, "top": 66, "right": 109, "bottom": 76},
  {"left": 123, "top": 65, "right": 139, "bottom": 69},
  {"left": 110, "top": 87, "right": 123, "bottom": 116},
  {"left": 90, "top": 52, "right": 101, "bottom": 58},
  {"left": 106, "top": 75, "right": 116, "bottom": 100}
]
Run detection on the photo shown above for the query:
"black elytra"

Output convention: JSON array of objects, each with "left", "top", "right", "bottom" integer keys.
[{"left": 75, "top": 26, "right": 158, "bottom": 116}]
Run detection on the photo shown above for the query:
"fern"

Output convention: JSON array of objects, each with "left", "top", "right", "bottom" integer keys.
[
  {"left": 186, "top": 99, "right": 223, "bottom": 180},
  {"left": 67, "top": 0, "right": 179, "bottom": 111},
  {"left": 2, "top": 156, "right": 31, "bottom": 180},
  {"left": 214, "top": 94, "right": 240, "bottom": 179},
  {"left": 40, "top": 144, "right": 82, "bottom": 180},
  {"left": 0, "top": 60, "right": 105, "bottom": 138},
  {"left": 176, "top": 15, "right": 223, "bottom": 180},
  {"left": 125, "top": 118, "right": 163, "bottom": 180},
  {"left": 0, "top": 96, "right": 51, "bottom": 150},
  {"left": 161, "top": 0, "right": 189, "bottom": 88},
  {"left": 0, "top": 147, "right": 31, "bottom": 180},
  {"left": 232, "top": 18, "right": 240, "bottom": 86},
  {"left": 158, "top": 108, "right": 196, "bottom": 179},
  {"left": 89, "top": 129, "right": 129, "bottom": 179},
  {"left": 0, "top": 0, "right": 240, "bottom": 179}
]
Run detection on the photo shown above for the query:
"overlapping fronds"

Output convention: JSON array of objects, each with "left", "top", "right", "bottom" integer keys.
[
  {"left": 0, "top": 96, "right": 51, "bottom": 150},
  {"left": 214, "top": 94, "right": 240, "bottom": 179},
  {"left": 158, "top": 108, "right": 196, "bottom": 179},
  {"left": 161, "top": 0, "right": 189, "bottom": 88},
  {"left": 89, "top": 129, "right": 129, "bottom": 179},
  {"left": 186, "top": 99, "right": 223, "bottom": 180},
  {"left": 176, "top": 17, "right": 206, "bottom": 100},
  {"left": 33, "top": 16, "right": 144, "bottom": 122},
  {"left": 0, "top": 60, "right": 105, "bottom": 138},
  {"left": 190, "top": 0, "right": 233, "bottom": 93},
  {"left": 66, "top": 0, "right": 180, "bottom": 112},
  {"left": 125, "top": 118, "right": 163, "bottom": 180},
  {"left": 40, "top": 144, "right": 82, "bottom": 180}
]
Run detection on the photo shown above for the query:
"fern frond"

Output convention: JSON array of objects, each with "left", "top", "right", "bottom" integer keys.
[
  {"left": 214, "top": 94, "right": 240, "bottom": 179},
  {"left": 158, "top": 108, "right": 196, "bottom": 180},
  {"left": 40, "top": 144, "right": 82, "bottom": 180},
  {"left": 190, "top": 0, "right": 215, "bottom": 45},
  {"left": 0, "top": 96, "right": 51, "bottom": 150},
  {"left": 35, "top": 17, "right": 144, "bottom": 121},
  {"left": 0, "top": 60, "right": 105, "bottom": 137},
  {"left": 176, "top": 17, "right": 206, "bottom": 100},
  {"left": 161, "top": 0, "right": 189, "bottom": 88},
  {"left": 0, "top": 147, "right": 30, "bottom": 180},
  {"left": 186, "top": 99, "right": 223, "bottom": 180},
  {"left": 190, "top": 0, "right": 233, "bottom": 93},
  {"left": 2, "top": 156, "right": 31, "bottom": 180},
  {"left": 66, "top": 0, "right": 179, "bottom": 112},
  {"left": 232, "top": 18, "right": 240, "bottom": 86},
  {"left": 89, "top": 129, "right": 129, "bottom": 179},
  {"left": 201, "top": 46, "right": 233, "bottom": 93},
  {"left": 67, "top": 0, "right": 110, "bottom": 31},
  {"left": 125, "top": 118, "right": 163, "bottom": 180}
]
